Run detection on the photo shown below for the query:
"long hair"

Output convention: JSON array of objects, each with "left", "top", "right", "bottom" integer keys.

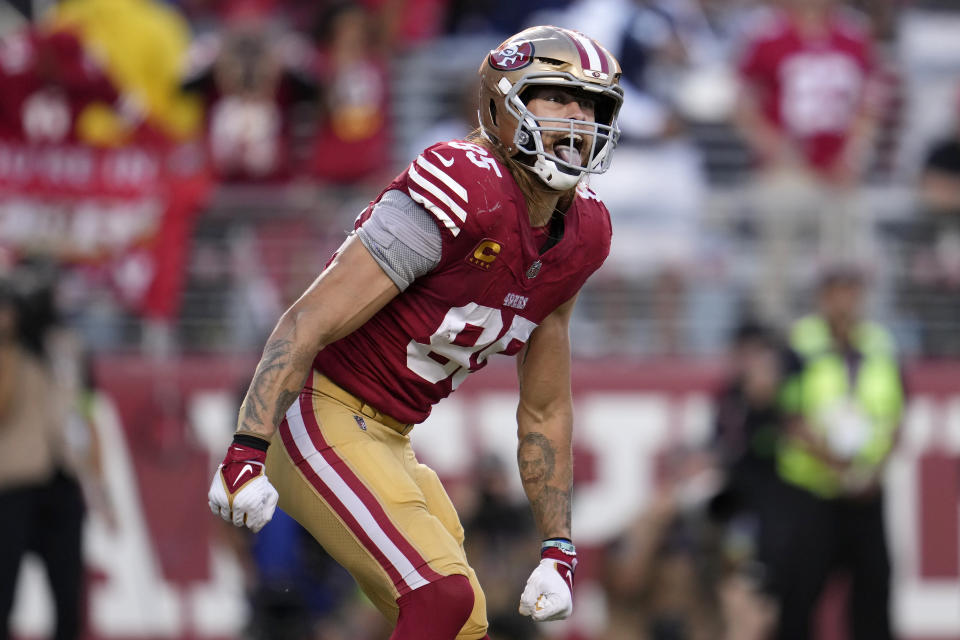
[{"left": 464, "top": 129, "right": 576, "bottom": 221}]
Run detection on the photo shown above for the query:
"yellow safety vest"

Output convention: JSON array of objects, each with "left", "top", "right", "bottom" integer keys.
[{"left": 778, "top": 315, "right": 903, "bottom": 498}]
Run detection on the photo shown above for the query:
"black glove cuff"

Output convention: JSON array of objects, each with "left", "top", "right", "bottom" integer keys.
[{"left": 233, "top": 433, "right": 270, "bottom": 452}]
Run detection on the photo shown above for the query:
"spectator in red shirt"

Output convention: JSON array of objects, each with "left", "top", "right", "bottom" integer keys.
[
  {"left": 734, "top": 0, "right": 881, "bottom": 327},
  {"left": 310, "top": 1, "right": 392, "bottom": 186},
  {"left": 182, "top": 4, "right": 319, "bottom": 182}
]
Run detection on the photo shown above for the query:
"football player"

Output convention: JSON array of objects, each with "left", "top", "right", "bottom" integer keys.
[{"left": 208, "top": 25, "right": 623, "bottom": 640}]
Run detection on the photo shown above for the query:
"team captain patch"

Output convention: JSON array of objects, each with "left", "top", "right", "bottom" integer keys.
[{"left": 466, "top": 238, "right": 502, "bottom": 271}]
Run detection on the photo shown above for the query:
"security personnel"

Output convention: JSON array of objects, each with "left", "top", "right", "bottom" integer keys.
[{"left": 766, "top": 265, "right": 903, "bottom": 640}]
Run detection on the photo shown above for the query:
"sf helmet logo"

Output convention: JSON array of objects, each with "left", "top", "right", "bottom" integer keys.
[{"left": 489, "top": 41, "right": 534, "bottom": 71}]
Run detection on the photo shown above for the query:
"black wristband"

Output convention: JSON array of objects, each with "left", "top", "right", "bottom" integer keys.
[
  {"left": 544, "top": 537, "right": 573, "bottom": 544},
  {"left": 233, "top": 433, "right": 270, "bottom": 452}
]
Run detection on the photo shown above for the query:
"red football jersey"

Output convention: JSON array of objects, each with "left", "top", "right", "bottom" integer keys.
[
  {"left": 738, "top": 9, "right": 874, "bottom": 171},
  {"left": 313, "top": 140, "right": 612, "bottom": 424}
]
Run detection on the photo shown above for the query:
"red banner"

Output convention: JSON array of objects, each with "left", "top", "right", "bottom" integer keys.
[{"left": 0, "top": 141, "right": 211, "bottom": 318}]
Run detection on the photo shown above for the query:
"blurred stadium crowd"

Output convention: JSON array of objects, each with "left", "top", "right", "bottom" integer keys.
[
  {"left": 1, "top": 0, "right": 959, "bottom": 359},
  {"left": 1, "top": 0, "right": 960, "bottom": 640}
]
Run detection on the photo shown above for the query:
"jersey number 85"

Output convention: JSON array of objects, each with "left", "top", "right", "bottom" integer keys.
[{"left": 407, "top": 303, "right": 536, "bottom": 388}]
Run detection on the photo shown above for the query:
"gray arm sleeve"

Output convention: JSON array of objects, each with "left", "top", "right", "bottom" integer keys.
[{"left": 355, "top": 189, "right": 443, "bottom": 291}]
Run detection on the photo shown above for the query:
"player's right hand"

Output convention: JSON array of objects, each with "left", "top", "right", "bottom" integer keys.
[{"left": 207, "top": 435, "right": 278, "bottom": 533}]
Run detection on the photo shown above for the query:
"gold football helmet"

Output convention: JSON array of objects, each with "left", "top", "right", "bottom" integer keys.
[{"left": 478, "top": 25, "right": 624, "bottom": 190}]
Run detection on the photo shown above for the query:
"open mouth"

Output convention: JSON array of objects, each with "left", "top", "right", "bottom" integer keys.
[{"left": 553, "top": 135, "right": 584, "bottom": 166}]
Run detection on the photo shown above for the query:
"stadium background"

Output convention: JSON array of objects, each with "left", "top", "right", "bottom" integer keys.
[{"left": 0, "top": 0, "right": 958, "bottom": 639}]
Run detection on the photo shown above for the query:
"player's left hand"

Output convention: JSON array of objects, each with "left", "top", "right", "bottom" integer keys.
[{"left": 519, "top": 539, "right": 577, "bottom": 621}]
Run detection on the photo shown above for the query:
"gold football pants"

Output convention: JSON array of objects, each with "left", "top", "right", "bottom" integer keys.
[{"left": 265, "top": 372, "right": 488, "bottom": 639}]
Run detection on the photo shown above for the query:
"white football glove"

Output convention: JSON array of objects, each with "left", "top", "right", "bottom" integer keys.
[
  {"left": 207, "top": 436, "right": 279, "bottom": 533},
  {"left": 518, "top": 540, "right": 577, "bottom": 621}
]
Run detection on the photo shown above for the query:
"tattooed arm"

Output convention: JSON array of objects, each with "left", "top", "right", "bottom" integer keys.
[
  {"left": 515, "top": 294, "right": 578, "bottom": 540},
  {"left": 237, "top": 235, "right": 400, "bottom": 438}
]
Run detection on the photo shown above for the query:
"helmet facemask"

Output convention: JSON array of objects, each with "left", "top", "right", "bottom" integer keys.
[
  {"left": 497, "top": 73, "right": 623, "bottom": 190},
  {"left": 477, "top": 25, "right": 625, "bottom": 191}
]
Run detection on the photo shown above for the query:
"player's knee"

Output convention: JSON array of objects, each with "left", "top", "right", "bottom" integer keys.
[
  {"left": 455, "top": 627, "right": 489, "bottom": 640},
  {"left": 457, "top": 582, "right": 487, "bottom": 639},
  {"left": 395, "top": 574, "right": 475, "bottom": 638},
  {"left": 433, "top": 574, "right": 474, "bottom": 624}
]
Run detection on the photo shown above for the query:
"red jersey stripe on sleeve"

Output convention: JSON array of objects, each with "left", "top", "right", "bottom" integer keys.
[
  {"left": 408, "top": 163, "right": 469, "bottom": 222},
  {"left": 405, "top": 155, "right": 473, "bottom": 237},
  {"left": 415, "top": 155, "right": 469, "bottom": 202},
  {"left": 407, "top": 187, "right": 462, "bottom": 236}
]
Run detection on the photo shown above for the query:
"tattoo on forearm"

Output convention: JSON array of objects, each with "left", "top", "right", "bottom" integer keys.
[
  {"left": 530, "top": 486, "right": 572, "bottom": 533},
  {"left": 518, "top": 432, "right": 571, "bottom": 533},
  {"left": 272, "top": 389, "right": 301, "bottom": 427},
  {"left": 518, "top": 432, "right": 555, "bottom": 485},
  {"left": 239, "top": 337, "right": 305, "bottom": 432},
  {"left": 240, "top": 396, "right": 260, "bottom": 428}
]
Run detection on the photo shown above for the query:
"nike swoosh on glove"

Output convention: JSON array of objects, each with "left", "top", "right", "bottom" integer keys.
[
  {"left": 207, "top": 436, "right": 278, "bottom": 533},
  {"left": 518, "top": 541, "right": 577, "bottom": 621}
]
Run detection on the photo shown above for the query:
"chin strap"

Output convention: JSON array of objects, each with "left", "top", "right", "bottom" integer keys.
[
  {"left": 514, "top": 150, "right": 583, "bottom": 191},
  {"left": 513, "top": 120, "right": 586, "bottom": 191},
  {"left": 530, "top": 156, "right": 582, "bottom": 190}
]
